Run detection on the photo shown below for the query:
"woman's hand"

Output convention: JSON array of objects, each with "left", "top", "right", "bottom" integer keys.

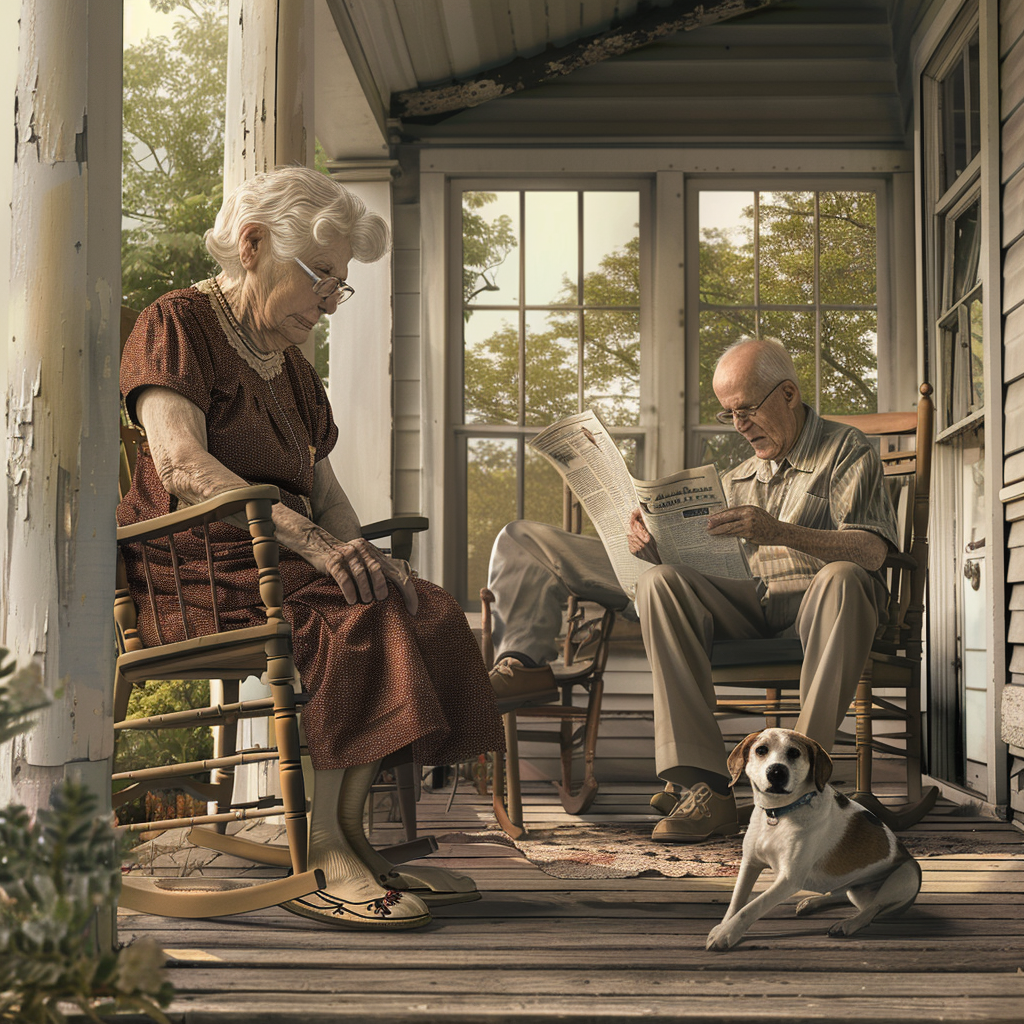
[
  {"left": 323, "top": 537, "right": 418, "bottom": 616},
  {"left": 627, "top": 508, "right": 661, "bottom": 564}
]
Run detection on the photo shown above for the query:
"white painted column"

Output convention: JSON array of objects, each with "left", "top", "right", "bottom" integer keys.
[
  {"left": 327, "top": 175, "right": 395, "bottom": 526},
  {"left": 0, "top": 0, "right": 123, "bottom": 815}
]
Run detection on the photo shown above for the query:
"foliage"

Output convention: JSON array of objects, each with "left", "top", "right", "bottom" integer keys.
[
  {"left": 121, "top": 0, "right": 227, "bottom": 311},
  {"left": 0, "top": 651, "right": 48, "bottom": 746},
  {"left": 697, "top": 191, "right": 879, "bottom": 424},
  {"left": 0, "top": 649, "right": 172, "bottom": 1023},
  {"left": 462, "top": 192, "right": 518, "bottom": 314},
  {"left": 123, "top": 3, "right": 334, "bottom": 388},
  {"left": 114, "top": 681, "right": 212, "bottom": 776},
  {"left": 113, "top": 680, "right": 213, "bottom": 827}
]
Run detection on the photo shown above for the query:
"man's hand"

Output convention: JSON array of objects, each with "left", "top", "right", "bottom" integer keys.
[
  {"left": 324, "top": 538, "right": 418, "bottom": 615},
  {"left": 628, "top": 508, "right": 662, "bottom": 564},
  {"left": 707, "top": 505, "right": 783, "bottom": 546}
]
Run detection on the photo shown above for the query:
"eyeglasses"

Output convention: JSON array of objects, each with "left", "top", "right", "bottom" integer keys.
[
  {"left": 294, "top": 257, "right": 355, "bottom": 305},
  {"left": 714, "top": 379, "right": 789, "bottom": 425}
]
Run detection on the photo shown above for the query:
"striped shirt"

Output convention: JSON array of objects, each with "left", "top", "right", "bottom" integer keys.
[{"left": 722, "top": 407, "right": 898, "bottom": 598}]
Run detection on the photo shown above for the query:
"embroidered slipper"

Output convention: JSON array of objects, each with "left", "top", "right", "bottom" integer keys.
[
  {"left": 282, "top": 887, "right": 432, "bottom": 930},
  {"left": 386, "top": 864, "right": 482, "bottom": 907}
]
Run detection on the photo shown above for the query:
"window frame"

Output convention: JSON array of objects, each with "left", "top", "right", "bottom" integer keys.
[
  {"left": 683, "top": 175, "right": 894, "bottom": 467},
  {"left": 446, "top": 175, "right": 654, "bottom": 607}
]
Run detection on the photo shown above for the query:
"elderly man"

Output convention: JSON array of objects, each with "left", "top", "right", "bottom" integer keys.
[{"left": 486, "top": 337, "right": 897, "bottom": 843}]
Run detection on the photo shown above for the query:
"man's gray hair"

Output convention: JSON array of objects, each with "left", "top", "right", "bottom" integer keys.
[
  {"left": 717, "top": 336, "right": 800, "bottom": 393},
  {"left": 205, "top": 167, "right": 390, "bottom": 280}
]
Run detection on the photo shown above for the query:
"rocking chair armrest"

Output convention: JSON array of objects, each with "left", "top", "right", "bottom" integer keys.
[
  {"left": 360, "top": 515, "right": 429, "bottom": 540},
  {"left": 116, "top": 485, "right": 281, "bottom": 543},
  {"left": 882, "top": 550, "right": 917, "bottom": 571},
  {"left": 361, "top": 516, "right": 429, "bottom": 563}
]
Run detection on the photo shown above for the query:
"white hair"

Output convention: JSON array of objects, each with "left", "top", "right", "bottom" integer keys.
[
  {"left": 716, "top": 336, "right": 800, "bottom": 394},
  {"left": 205, "top": 167, "right": 390, "bottom": 281}
]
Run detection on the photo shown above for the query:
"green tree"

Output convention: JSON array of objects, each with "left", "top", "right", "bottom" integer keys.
[
  {"left": 462, "top": 192, "right": 517, "bottom": 314},
  {"left": 121, "top": 0, "right": 228, "bottom": 312},
  {"left": 461, "top": 194, "right": 641, "bottom": 597},
  {"left": 122, "top": 3, "right": 332, "bottom": 386},
  {"left": 698, "top": 191, "right": 879, "bottom": 425},
  {"left": 113, "top": 680, "right": 213, "bottom": 827}
]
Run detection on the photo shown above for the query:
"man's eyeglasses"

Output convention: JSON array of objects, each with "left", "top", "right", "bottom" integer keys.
[
  {"left": 715, "top": 379, "right": 789, "bottom": 425},
  {"left": 294, "top": 257, "right": 355, "bottom": 305}
]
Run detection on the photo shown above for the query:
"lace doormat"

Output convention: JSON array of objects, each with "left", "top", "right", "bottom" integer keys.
[{"left": 440, "top": 824, "right": 983, "bottom": 880}]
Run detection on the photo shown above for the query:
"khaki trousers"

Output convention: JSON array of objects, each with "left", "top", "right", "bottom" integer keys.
[
  {"left": 635, "top": 561, "right": 885, "bottom": 783},
  {"left": 487, "top": 521, "right": 884, "bottom": 782}
]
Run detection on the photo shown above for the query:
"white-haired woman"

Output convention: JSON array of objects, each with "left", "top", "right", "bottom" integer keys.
[{"left": 118, "top": 167, "right": 504, "bottom": 930}]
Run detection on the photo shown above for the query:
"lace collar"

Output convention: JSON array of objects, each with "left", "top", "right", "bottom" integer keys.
[{"left": 195, "top": 278, "right": 285, "bottom": 381}]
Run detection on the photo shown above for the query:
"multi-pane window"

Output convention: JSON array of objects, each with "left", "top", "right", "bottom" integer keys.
[
  {"left": 456, "top": 187, "right": 644, "bottom": 606},
  {"left": 690, "top": 189, "right": 880, "bottom": 469},
  {"left": 933, "top": 28, "right": 984, "bottom": 429},
  {"left": 923, "top": 10, "right": 987, "bottom": 793}
]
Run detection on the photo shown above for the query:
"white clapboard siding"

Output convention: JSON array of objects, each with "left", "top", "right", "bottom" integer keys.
[
  {"left": 1003, "top": 0, "right": 1024, "bottom": 754},
  {"left": 392, "top": 201, "right": 422, "bottom": 520}
]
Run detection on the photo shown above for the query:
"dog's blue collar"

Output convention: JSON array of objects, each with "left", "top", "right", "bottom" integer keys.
[{"left": 764, "top": 790, "right": 817, "bottom": 825}]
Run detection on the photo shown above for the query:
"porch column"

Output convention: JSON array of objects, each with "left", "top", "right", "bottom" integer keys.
[
  {"left": 0, "top": 0, "right": 123, "bottom": 815},
  {"left": 224, "top": 0, "right": 315, "bottom": 187},
  {"left": 222, "top": 0, "right": 315, "bottom": 807}
]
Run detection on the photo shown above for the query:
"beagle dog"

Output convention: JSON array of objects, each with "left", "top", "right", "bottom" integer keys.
[{"left": 706, "top": 728, "right": 921, "bottom": 952}]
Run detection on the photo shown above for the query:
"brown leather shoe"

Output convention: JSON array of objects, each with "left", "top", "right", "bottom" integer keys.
[
  {"left": 650, "top": 783, "right": 681, "bottom": 816},
  {"left": 489, "top": 659, "right": 559, "bottom": 713},
  {"left": 650, "top": 782, "right": 740, "bottom": 843}
]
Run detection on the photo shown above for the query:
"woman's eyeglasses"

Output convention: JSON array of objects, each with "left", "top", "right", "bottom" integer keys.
[{"left": 294, "top": 257, "right": 355, "bottom": 305}]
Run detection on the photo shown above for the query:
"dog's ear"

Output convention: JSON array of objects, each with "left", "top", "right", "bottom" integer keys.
[
  {"left": 806, "top": 738, "right": 833, "bottom": 791},
  {"left": 726, "top": 733, "right": 761, "bottom": 787}
]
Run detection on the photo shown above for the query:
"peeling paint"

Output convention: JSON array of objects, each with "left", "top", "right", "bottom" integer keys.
[
  {"left": 74, "top": 110, "right": 86, "bottom": 169},
  {"left": 392, "top": 0, "right": 777, "bottom": 120},
  {"left": 7, "top": 362, "right": 42, "bottom": 521}
]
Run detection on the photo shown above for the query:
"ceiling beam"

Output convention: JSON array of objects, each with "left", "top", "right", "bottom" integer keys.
[{"left": 391, "top": 0, "right": 781, "bottom": 122}]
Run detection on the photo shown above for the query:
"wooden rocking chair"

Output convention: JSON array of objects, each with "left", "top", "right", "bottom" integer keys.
[
  {"left": 711, "top": 384, "right": 939, "bottom": 830},
  {"left": 114, "top": 307, "right": 433, "bottom": 918},
  {"left": 482, "top": 488, "right": 616, "bottom": 839}
]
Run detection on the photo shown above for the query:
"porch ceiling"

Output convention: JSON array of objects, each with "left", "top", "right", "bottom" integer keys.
[{"left": 317, "top": 0, "right": 929, "bottom": 156}]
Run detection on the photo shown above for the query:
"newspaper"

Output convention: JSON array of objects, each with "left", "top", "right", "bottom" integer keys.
[{"left": 528, "top": 409, "right": 751, "bottom": 599}]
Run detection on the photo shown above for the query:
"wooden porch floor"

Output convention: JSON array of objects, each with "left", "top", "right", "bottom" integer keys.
[{"left": 118, "top": 774, "right": 1024, "bottom": 1024}]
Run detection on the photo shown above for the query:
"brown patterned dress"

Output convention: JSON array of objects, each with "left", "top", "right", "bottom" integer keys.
[{"left": 118, "top": 283, "right": 504, "bottom": 770}]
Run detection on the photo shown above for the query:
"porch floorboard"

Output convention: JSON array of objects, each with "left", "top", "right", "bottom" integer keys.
[{"left": 117, "top": 773, "right": 1024, "bottom": 1023}]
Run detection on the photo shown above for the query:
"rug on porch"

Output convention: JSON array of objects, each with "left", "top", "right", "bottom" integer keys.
[{"left": 440, "top": 824, "right": 982, "bottom": 880}]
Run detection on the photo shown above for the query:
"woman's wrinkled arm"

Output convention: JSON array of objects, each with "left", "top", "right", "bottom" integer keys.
[
  {"left": 135, "top": 386, "right": 415, "bottom": 611},
  {"left": 309, "top": 457, "right": 362, "bottom": 542},
  {"left": 310, "top": 459, "right": 418, "bottom": 614},
  {"left": 135, "top": 386, "right": 246, "bottom": 503}
]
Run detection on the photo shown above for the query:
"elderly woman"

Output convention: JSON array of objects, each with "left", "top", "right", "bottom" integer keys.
[{"left": 118, "top": 167, "right": 504, "bottom": 930}]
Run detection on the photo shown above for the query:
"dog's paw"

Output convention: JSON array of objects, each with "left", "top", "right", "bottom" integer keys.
[
  {"left": 705, "top": 923, "right": 737, "bottom": 952},
  {"left": 827, "top": 919, "right": 864, "bottom": 938}
]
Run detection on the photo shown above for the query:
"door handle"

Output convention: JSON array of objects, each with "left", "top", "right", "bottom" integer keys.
[{"left": 963, "top": 559, "right": 981, "bottom": 591}]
